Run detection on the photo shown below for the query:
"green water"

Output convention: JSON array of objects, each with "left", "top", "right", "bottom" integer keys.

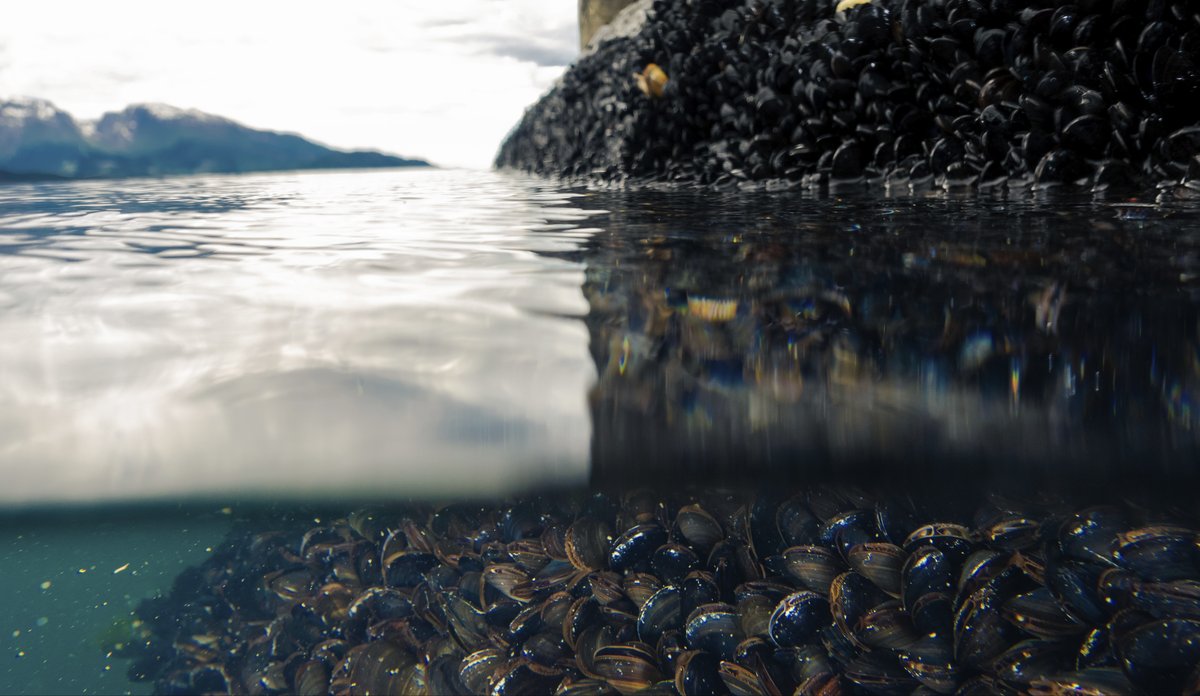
[{"left": 0, "top": 509, "right": 231, "bottom": 695}]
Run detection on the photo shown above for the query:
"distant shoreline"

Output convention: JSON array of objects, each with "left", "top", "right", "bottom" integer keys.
[
  {"left": 0, "top": 98, "right": 431, "bottom": 184},
  {"left": 0, "top": 162, "right": 435, "bottom": 186}
]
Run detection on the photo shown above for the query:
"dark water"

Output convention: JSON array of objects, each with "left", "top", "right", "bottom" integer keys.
[{"left": 1, "top": 169, "right": 1198, "bottom": 692}]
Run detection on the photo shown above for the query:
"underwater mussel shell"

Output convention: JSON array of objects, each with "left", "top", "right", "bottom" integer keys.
[
  {"left": 767, "top": 590, "right": 830, "bottom": 648},
  {"left": 567, "top": 518, "right": 613, "bottom": 572},
  {"left": 130, "top": 488, "right": 1200, "bottom": 696}
]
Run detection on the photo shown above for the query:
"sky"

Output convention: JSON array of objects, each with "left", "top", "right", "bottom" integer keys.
[{"left": 0, "top": 1, "right": 578, "bottom": 168}]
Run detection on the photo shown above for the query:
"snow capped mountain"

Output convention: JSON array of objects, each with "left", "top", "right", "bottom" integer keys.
[
  {"left": 87, "top": 103, "right": 236, "bottom": 153},
  {"left": 0, "top": 97, "right": 87, "bottom": 164},
  {"left": 0, "top": 97, "right": 428, "bottom": 180}
]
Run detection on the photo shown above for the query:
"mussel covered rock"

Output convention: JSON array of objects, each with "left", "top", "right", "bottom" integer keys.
[
  {"left": 496, "top": 0, "right": 1200, "bottom": 195},
  {"left": 125, "top": 487, "right": 1200, "bottom": 695}
]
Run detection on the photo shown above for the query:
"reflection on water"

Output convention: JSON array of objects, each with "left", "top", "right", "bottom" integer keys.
[
  {"left": 1, "top": 170, "right": 1198, "bottom": 504},
  {"left": 583, "top": 191, "right": 1200, "bottom": 484},
  {"left": 0, "top": 170, "right": 597, "bottom": 502}
]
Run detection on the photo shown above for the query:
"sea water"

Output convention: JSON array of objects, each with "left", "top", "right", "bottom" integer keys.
[{"left": 0, "top": 168, "right": 1197, "bottom": 693}]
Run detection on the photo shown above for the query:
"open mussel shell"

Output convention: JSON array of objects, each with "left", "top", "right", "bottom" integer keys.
[
  {"left": 624, "top": 573, "right": 663, "bottom": 609},
  {"left": 768, "top": 590, "right": 830, "bottom": 648},
  {"left": 830, "top": 571, "right": 888, "bottom": 648},
  {"left": 1117, "top": 618, "right": 1200, "bottom": 694},
  {"left": 896, "top": 635, "right": 958, "bottom": 695},
  {"left": 782, "top": 545, "right": 843, "bottom": 595},
  {"left": 566, "top": 518, "right": 613, "bottom": 572},
  {"left": 735, "top": 594, "right": 775, "bottom": 640},
  {"left": 718, "top": 660, "right": 767, "bottom": 696},
  {"left": 329, "top": 640, "right": 417, "bottom": 695},
  {"left": 847, "top": 542, "right": 904, "bottom": 598},
  {"left": 575, "top": 624, "right": 617, "bottom": 680},
  {"left": 564, "top": 596, "right": 600, "bottom": 650},
  {"left": 592, "top": 642, "right": 664, "bottom": 694},
  {"left": 676, "top": 504, "right": 725, "bottom": 553},
  {"left": 482, "top": 563, "right": 534, "bottom": 603},
  {"left": 584, "top": 571, "right": 624, "bottom": 606},
  {"left": 684, "top": 603, "right": 745, "bottom": 661}
]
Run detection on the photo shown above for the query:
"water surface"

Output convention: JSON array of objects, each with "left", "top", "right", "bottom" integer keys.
[
  {"left": 2, "top": 167, "right": 1200, "bottom": 694},
  {"left": 1, "top": 168, "right": 1198, "bottom": 500},
  {"left": 0, "top": 170, "right": 596, "bottom": 502}
]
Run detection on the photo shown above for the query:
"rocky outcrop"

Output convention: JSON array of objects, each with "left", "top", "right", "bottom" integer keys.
[{"left": 498, "top": 0, "right": 1200, "bottom": 192}]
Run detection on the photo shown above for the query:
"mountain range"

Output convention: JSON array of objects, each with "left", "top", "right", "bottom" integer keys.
[{"left": 0, "top": 98, "right": 429, "bottom": 181}]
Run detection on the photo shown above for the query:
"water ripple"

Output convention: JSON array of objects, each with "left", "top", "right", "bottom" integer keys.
[{"left": 0, "top": 169, "right": 599, "bottom": 503}]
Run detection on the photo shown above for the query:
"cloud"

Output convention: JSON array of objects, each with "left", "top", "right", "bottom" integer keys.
[
  {"left": 0, "top": 0, "right": 579, "bottom": 168},
  {"left": 467, "top": 34, "right": 577, "bottom": 67},
  {"left": 418, "top": 16, "right": 474, "bottom": 29}
]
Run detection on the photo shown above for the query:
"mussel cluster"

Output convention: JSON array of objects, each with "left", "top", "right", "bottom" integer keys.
[
  {"left": 124, "top": 488, "right": 1200, "bottom": 694},
  {"left": 495, "top": 0, "right": 1200, "bottom": 193}
]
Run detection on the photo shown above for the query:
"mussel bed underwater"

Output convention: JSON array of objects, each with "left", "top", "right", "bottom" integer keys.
[{"left": 123, "top": 489, "right": 1200, "bottom": 695}]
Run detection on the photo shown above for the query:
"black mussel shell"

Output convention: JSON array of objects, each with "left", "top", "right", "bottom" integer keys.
[
  {"left": 638, "top": 586, "right": 683, "bottom": 646},
  {"left": 1117, "top": 618, "right": 1200, "bottom": 694},
  {"left": 1113, "top": 526, "right": 1200, "bottom": 582},
  {"left": 674, "top": 650, "right": 730, "bottom": 696},
  {"left": 768, "top": 591, "right": 831, "bottom": 648},
  {"left": 610, "top": 524, "right": 670, "bottom": 573},
  {"left": 684, "top": 603, "right": 745, "bottom": 661}
]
